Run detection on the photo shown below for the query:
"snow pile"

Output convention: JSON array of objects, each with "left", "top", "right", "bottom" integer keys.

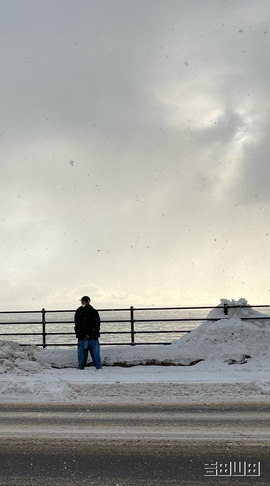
[
  {"left": 98, "top": 298, "right": 270, "bottom": 365},
  {"left": 0, "top": 340, "right": 51, "bottom": 374},
  {"left": 171, "top": 298, "right": 270, "bottom": 362},
  {"left": 206, "top": 297, "right": 268, "bottom": 323}
]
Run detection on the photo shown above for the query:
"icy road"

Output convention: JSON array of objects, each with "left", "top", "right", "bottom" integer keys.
[{"left": 0, "top": 402, "right": 269, "bottom": 485}]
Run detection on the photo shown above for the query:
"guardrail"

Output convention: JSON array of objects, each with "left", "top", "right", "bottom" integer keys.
[{"left": 0, "top": 304, "right": 270, "bottom": 348}]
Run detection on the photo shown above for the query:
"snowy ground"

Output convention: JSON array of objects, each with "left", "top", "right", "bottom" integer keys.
[{"left": 0, "top": 298, "right": 270, "bottom": 405}]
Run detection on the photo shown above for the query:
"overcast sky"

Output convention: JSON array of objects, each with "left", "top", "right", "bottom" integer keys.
[{"left": 1, "top": 0, "right": 270, "bottom": 310}]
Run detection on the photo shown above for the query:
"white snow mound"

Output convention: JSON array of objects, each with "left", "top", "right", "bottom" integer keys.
[
  {"left": 99, "top": 298, "right": 270, "bottom": 365},
  {"left": 171, "top": 298, "right": 270, "bottom": 361},
  {"left": 0, "top": 340, "right": 51, "bottom": 374}
]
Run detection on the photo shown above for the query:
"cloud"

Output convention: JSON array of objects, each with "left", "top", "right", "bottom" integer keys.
[
  {"left": 0, "top": 0, "right": 270, "bottom": 309},
  {"left": 232, "top": 134, "right": 270, "bottom": 203}
]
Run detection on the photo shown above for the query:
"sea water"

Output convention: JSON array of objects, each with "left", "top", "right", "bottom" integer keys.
[
  {"left": 0, "top": 305, "right": 269, "bottom": 348},
  {"left": 0, "top": 307, "right": 214, "bottom": 347}
]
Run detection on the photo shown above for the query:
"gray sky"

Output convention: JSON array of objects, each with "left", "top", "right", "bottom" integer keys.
[{"left": 1, "top": 0, "right": 270, "bottom": 309}]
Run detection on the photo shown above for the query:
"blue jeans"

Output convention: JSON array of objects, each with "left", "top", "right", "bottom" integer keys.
[{"left": 77, "top": 339, "right": 102, "bottom": 369}]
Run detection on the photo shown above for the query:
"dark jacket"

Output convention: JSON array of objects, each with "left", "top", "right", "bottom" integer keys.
[{"left": 74, "top": 305, "right": 100, "bottom": 340}]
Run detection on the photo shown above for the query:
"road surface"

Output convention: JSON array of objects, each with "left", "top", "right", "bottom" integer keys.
[{"left": 0, "top": 402, "right": 269, "bottom": 485}]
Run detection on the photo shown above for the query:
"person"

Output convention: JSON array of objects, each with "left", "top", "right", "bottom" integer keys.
[{"left": 74, "top": 296, "right": 102, "bottom": 370}]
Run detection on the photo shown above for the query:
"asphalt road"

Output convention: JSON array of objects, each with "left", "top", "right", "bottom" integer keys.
[{"left": 0, "top": 402, "right": 269, "bottom": 485}]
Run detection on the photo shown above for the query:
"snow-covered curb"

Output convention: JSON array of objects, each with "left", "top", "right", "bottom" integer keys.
[{"left": 0, "top": 359, "right": 269, "bottom": 404}]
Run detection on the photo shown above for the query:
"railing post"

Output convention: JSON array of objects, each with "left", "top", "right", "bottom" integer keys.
[
  {"left": 42, "top": 308, "right": 47, "bottom": 348},
  {"left": 130, "top": 306, "right": 135, "bottom": 345}
]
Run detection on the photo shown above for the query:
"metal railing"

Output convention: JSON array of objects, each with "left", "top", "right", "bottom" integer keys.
[{"left": 0, "top": 304, "right": 269, "bottom": 348}]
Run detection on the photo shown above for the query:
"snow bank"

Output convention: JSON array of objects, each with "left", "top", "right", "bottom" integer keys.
[
  {"left": 101, "top": 298, "right": 270, "bottom": 365},
  {"left": 0, "top": 340, "right": 51, "bottom": 374},
  {"left": 171, "top": 298, "right": 270, "bottom": 362},
  {"left": 34, "top": 298, "right": 270, "bottom": 368},
  {"left": 1, "top": 298, "right": 269, "bottom": 372}
]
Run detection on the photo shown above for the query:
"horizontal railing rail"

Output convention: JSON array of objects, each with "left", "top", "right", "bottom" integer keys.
[{"left": 0, "top": 304, "right": 269, "bottom": 348}]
